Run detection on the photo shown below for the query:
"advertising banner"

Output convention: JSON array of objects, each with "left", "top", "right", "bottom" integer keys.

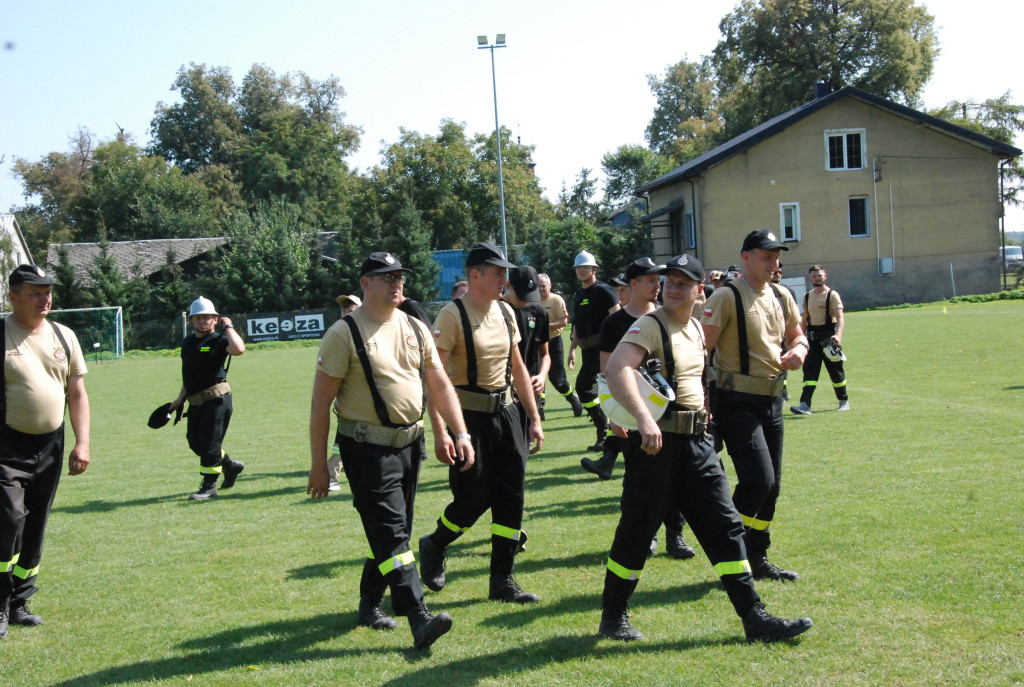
[{"left": 246, "top": 310, "right": 326, "bottom": 342}]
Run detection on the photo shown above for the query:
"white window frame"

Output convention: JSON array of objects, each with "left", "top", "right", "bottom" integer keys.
[
  {"left": 779, "top": 202, "right": 800, "bottom": 242},
  {"left": 684, "top": 211, "right": 696, "bottom": 250},
  {"left": 825, "top": 128, "right": 866, "bottom": 170},
  {"left": 848, "top": 196, "right": 871, "bottom": 237}
]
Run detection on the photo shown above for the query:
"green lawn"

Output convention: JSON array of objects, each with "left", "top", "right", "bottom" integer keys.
[{"left": 2, "top": 301, "right": 1023, "bottom": 686}]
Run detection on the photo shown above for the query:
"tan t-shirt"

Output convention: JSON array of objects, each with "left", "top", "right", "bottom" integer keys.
[
  {"left": 701, "top": 278, "right": 799, "bottom": 379},
  {"left": 805, "top": 288, "right": 843, "bottom": 327},
  {"left": 3, "top": 317, "right": 87, "bottom": 434},
  {"left": 433, "top": 298, "right": 521, "bottom": 391},
  {"left": 539, "top": 293, "right": 568, "bottom": 337},
  {"left": 620, "top": 309, "right": 706, "bottom": 410},
  {"left": 316, "top": 309, "right": 440, "bottom": 426}
]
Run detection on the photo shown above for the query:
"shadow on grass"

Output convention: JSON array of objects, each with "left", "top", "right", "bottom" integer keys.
[
  {"left": 43, "top": 612, "right": 408, "bottom": 687},
  {"left": 52, "top": 485, "right": 335, "bottom": 514},
  {"left": 379, "top": 631, "right": 750, "bottom": 687}
]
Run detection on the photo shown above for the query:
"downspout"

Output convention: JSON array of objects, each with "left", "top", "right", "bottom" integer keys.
[
  {"left": 889, "top": 181, "right": 895, "bottom": 276},
  {"left": 873, "top": 157, "right": 882, "bottom": 275},
  {"left": 687, "top": 178, "right": 699, "bottom": 260},
  {"left": 1000, "top": 159, "right": 1008, "bottom": 290}
]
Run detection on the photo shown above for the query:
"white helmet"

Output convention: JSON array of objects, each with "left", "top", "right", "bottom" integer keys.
[
  {"left": 189, "top": 296, "right": 218, "bottom": 317},
  {"left": 573, "top": 250, "right": 598, "bottom": 268},
  {"left": 597, "top": 367, "right": 676, "bottom": 430},
  {"left": 824, "top": 337, "right": 846, "bottom": 362}
]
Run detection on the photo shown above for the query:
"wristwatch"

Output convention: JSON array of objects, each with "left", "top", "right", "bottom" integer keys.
[
  {"left": 223, "top": 323, "right": 234, "bottom": 329},
  {"left": 456, "top": 433, "right": 471, "bottom": 441}
]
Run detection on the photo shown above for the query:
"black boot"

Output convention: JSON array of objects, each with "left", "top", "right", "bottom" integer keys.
[
  {"left": 188, "top": 473, "right": 219, "bottom": 500},
  {"left": 599, "top": 605, "right": 643, "bottom": 641},
  {"left": 742, "top": 603, "right": 813, "bottom": 642},
  {"left": 489, "top": 575, "right": 540, "bottom": 603},
  {"left": 746, "top": 532, "right": 800, "bottom": 581},
  {"left": 8, "top": 600, "right": 42, "bottom": 626},
  {"left": 585, "top": 405, "right": 609, "bottom": 452},
  {"left": 665, "top": 529, "right": 696, "bottom": 560},
  {"left": 580, "top": 436, "right": 618, "bottom": 480},
  {"left": 358, "top": 596, "right": 397, "bottom": 630},
  {"left": 220, "top": 456, "right": 245, "bottom": 489},
  {"left": 567, "top": 392, "right": 584, "bottom": 417},
  {"left": 418, "top": 534, "right": 447, "bottom": 592},
  {"left": 0, "top": 591, "right": 8, "bottom": 639},
  {"left": 408, "top": 603, "right": 453, "bottom": 650}
]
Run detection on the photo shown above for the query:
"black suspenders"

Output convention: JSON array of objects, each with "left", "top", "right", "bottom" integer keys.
[
  {"left": 453, "top": 299, "right": 514, "bottom": 393},
  {"left": 1, "top": 318, "right": 72, "bottom": 424},
  {"left": 343, "top": 313, "right": 425, "bottom": 428},
  {"left": 725, "top": 282, "right": 787, "bottom": 376}
]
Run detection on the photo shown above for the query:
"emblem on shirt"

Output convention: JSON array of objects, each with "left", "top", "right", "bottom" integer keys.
[
  {"left": 53, "top": 346, "right": 67, "bottom": 363},
  {"left": 200, "top": 345, "right": 211, "bottom": 352},
  {"left": 317, "top": 356, "right": 324, "bottom": 366},
  {"left": 527, "top": 316, "right": 536, "bottom": 330},
  {"left": 433, "top": 329, "right": 441, "bottom": 338},
  {"left": 406, "top": 335, "right": 418, "bottom": 347},
  {"left": 703, "top": 306, "right": 713, "bottom": 317},
  {"left": 627, "top": 325, "right": 641, "bottom": 334}
]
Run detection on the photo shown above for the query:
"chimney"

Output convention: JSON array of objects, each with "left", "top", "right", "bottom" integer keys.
[{"left": 814, "top": 81, "right": 831, "bottom": 99}]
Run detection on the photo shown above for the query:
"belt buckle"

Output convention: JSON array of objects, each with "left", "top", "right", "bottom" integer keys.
[{"left": 353, "top": 423, "right": 368, "bottom": 442}]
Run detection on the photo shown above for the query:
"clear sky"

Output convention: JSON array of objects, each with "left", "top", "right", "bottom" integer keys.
[{"left": 1, "top": 0, "right": 1021, "bottom": 230}]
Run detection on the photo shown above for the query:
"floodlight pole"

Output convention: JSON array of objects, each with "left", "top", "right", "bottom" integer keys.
[{"left": 478, "top": 35, "right": 509, "bottom": 260}]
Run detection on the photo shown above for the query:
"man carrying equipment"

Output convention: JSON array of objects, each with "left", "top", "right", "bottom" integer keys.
[
  {"left": 503, "top": 266, "right": 550, "bottom": 421},
  {"left": 1, "top": 265, "right": 91, "bottom": 639},
  {"left": 169, "top": 297, "right": 246, "bottom": 501},
  {"left": 567, "top": 251, "right": 620, "bottom": 451},
  {"left": 791, "top": 264, "right": 849, "bottom": 415},
  {"left": 308, "top": 251, "right": 472, "bottom": 650},
  {"left": 701, "top": 230, "right": 808, "bottom": 582},
  {"left": 537, "top": 273, "right": 582, "bottom": 417},
  {"left": 419, "top": 242, "right": 544, "bottom": 605},
  {"left": 599, "top": 254, "right": 813, "bottom": 643}
]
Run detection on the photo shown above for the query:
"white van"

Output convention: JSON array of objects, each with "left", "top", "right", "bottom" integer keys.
[{"left": 999, "top": 245, "right": 1022, "bottom": 268}]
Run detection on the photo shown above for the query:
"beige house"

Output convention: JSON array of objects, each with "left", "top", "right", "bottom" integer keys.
[{"left": 637, "top": 86, "right": 1021, "bottom": 309}]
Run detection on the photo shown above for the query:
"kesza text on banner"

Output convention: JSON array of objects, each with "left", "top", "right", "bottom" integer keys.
[{"left": 246, "top": 311, "right": 326, "bottom": 342}]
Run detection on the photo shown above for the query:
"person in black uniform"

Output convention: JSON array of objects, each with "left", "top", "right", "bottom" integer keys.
[
  {"left": 169, "top": 297, "right": 246, "bottom": 501},
  {"left": 536, "top": 273, "right": 583, "bottom": 417},
  {"left": 598, "top": 253, "right": 813, "bottom": 643},
  {"left": 419, "top": 243, "right": 544, "bottom": 605},
  {"left": 567, "top": 251, "right": 620, "bottom": 451},
  {"left": 581, "top": 257, "right": 696, "bottom": 560},
  {"left": 503, "top": 265, "right": 550, "bottom": 421}
]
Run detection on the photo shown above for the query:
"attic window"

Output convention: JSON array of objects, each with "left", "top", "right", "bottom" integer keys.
[{"left": 825, "top": 129, "right": 865, "bottom": 170}]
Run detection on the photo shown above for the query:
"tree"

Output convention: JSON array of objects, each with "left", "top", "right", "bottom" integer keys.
[
  {"left": 712, "top": 0, "right": 938, "bottom": 138},
  {"left": 558, "top": 169, "right": 602, "bottom": 222},
  {"left": 930, "top": 92, "right": 1024, "bottom": 206},
  {"left": 523, "top": 217, "right": 600, "bottom": 294},
  {"left": 601, "top": 145, "right": 676, "bottom": 206},
  {"left": 85, "top": 238, "right": 126, "bottom": 308},
  {"left": 387, "top": 194, "right": 440, "bottom": 303},
  {"left": 50, "top": 239, "right": 89, "bottom": 310},
  {"left": 645, "top": 57, "right": 723, "bottom": 162}
]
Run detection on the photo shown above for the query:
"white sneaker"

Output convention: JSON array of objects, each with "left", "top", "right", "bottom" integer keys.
[
  {"left": 837, "top": 400, "right": 850, "bottom": 411},
  {"left": 790, "top": 402, "right": 812, "bottom": 415},
  {"left": 328, "top": 478, "right": 341, "bottom": 492}
]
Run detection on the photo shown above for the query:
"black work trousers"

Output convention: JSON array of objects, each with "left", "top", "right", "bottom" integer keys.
[
  {"left": 575, "top": 346, "right": 601, "bottom": 405},
  {"left": 604, "top": 431, "right": 759, "bottom": 616},
  {"left": 710, "top": 386, "right": 785, "bottom": 551},
  {"left": 0, "top": 424, "right": 64, "bottom": 602},
  {"left": 799, "top": 341, "right": 848, "bottom": 405},
  {"left": 436, "top": 402, "right": 528, "bottom": 578},
  {"left": 187, "top": 394, "right": 232, "bottom": 468},
  {"left": 547, "top": 335, "right": 571, "bottom": 396},
  {"left": 338, "top": 432, "right": 425, "bottom": 615}
]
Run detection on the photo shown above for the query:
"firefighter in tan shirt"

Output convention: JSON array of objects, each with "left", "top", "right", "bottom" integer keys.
[
  {"left": 791, "top": 264, "right": 849, "bottom": 414},
  {"left": 419, "top": 242, "right": 544, "bottom": 606},
  {"left": 307, "top": 252, "right": 473, "bottom": 650},
  {"left": 2, "top": 265, "right": 91, "bottom": 638},
  {"left": 537, "top": 273, "right": 583, "bottom": 417}
]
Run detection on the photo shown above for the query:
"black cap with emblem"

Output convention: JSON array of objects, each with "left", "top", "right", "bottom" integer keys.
[
  {"left": 9, "top": 264, "right": 58, "bottom": 287},
  {"left": 660, "top": 253, "right": 705, "bottom": 282},
  {"left": 360, "top": 252, "right": 412, "bottom": 276}
]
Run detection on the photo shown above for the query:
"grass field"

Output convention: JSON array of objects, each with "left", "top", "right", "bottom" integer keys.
[{"left": 2, "top": 300, "right": 1023, "bottom": 686}]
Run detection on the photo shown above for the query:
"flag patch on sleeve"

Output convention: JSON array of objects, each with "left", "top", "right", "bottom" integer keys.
[
  {"left": 433, "top": 329, "right": 441, "bottom": 338},
  {"left": 703, "top": 306, "right": 713, "bottom": 317},
  {"left": 627, "top": 325, "right": 641, "bottom": 334}
]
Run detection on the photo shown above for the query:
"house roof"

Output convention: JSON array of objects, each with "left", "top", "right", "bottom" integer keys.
[
  {"left": 46, "top": 237, "right": 229, "bottom": 285},
  {"left": 637, "top": 86, "right": 1023, "bottom": 195}
]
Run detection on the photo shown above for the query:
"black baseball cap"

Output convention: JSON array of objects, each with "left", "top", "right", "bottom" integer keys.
[
  {"left": 508, "top": 265, "right": 541, "bottom": 302},
  {"left": 625, "top": 257, "right": 664, "bottom": 282},
  {"left": 661, "top": 253, "right": 705, "bottom": 282},
  {"left": 9, "top": 264, "right": 58, "bottom": 287},
  {"left": 741, "top": 229, "right": 788, "bottom": 252},
  {"left": 360, "top": 252, "right": 411, "bottom": 276},
  {"left": 610, "top": 273, "right": 628, "bottom": 287},
  {"left": 465, "top": 242, "right": 515, "bottom": 269}
]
